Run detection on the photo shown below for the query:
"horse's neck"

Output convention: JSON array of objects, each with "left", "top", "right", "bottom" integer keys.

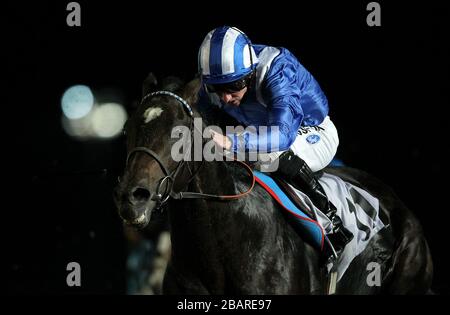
[
  {"left": 168, "top": 161, "right": 243, "bottom": 253},
  {"left": 169, "top": 160, "right": 233, "bottom": 235},
  {"left": 194, "top": 161, "right": 237, "bottom": 197},
  {"left": 168, "top": 161, "right": 319, "bottom": 293},
  {"left": 167, "top": 161, "right": 231, "bottom": 291},
  {"left": 170, "top": 160, "right": 275, "bottom": 244}
]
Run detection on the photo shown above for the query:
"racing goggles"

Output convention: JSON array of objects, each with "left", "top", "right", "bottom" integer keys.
[{"left": 205, "top": 72, "right": 253, "bottom": 94}]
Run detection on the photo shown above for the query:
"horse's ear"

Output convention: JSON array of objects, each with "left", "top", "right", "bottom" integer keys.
[
  {"left": 182, "top": 77, "right": 202, "bottom": 107},
  {"left": 142, "top": 72, "right": 158, "bottom": 97}
]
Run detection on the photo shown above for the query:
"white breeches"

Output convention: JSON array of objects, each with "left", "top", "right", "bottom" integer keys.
[{"left": 256, "top": 116, "right": 339, "bottom": 172}]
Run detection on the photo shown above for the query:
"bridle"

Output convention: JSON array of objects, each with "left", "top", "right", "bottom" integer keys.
[{"left": 125, "top": 90, "right": 255, "bottom": 210}]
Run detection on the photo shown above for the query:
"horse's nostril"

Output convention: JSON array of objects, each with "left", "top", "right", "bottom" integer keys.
[{"left": 132, "top": 187, "right": 151, "bottom": 202}]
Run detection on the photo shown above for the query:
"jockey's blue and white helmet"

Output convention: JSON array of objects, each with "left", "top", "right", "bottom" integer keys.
[{"left": 198, "top": 26, "right": 259, "bottom": 85}]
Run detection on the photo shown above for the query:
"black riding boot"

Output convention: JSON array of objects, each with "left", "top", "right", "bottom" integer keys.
[{"left": 276, "top": 150, "right": 354, "bottom": 260}]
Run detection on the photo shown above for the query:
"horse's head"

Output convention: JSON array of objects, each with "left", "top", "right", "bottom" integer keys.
[{"left": 114, "top": 74, "right": 201, "bottom": 228}]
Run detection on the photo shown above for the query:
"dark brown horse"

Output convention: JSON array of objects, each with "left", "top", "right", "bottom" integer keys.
[{"left": 114, "top": 74, "right": 433, "bottom": 294}]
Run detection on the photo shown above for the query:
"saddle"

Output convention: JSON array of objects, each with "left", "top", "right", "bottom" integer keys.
[
  {"left": 274, "top": 177, "right": 318, "bottom": 220},
  {"left": 253, "top": 170, "right": 327, "bottom": 252},
  {"left": 254, "top": 169, "right": 386, "bottom": 285}
]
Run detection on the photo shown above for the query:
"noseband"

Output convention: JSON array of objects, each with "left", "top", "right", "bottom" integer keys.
[
  {"left": 126, "top": 146, "right": 175, "bottom": 205},
  {"left": 125, "top": 90, "right": 255, "bottom": 210}
]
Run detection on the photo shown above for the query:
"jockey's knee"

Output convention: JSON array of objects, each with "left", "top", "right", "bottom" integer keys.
[{"left": 255, "top": 145, "right": 337, "bottom": 173}]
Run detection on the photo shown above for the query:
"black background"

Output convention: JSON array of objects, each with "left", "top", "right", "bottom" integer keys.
[{"left": 6, "top": 1, "right": 449, "bottom": 294}]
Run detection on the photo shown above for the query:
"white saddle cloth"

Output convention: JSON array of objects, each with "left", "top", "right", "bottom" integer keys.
[{"left": 288, "top": 172, "right": 386, "bottom": 281}]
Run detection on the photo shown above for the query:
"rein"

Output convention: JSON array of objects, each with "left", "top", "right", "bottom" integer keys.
[{"left": 126, "top": 90, "right": 255, "bottom": 209}]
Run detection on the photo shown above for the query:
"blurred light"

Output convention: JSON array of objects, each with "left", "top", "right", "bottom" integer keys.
[
  {"left": 61, "top": 113, "right": 93, "bottom": 139},
  {"left": 91, "top": 103, "right": 127, "bottom": 139},
  {"left": 61, "top": 85, "right": 94, "bottom": 119}
]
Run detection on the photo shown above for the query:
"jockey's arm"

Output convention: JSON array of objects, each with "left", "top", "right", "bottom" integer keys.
[
  {"left": 227, "top": 95, "right": 303, "bottom": 153},
  {"left": 227, "top": 54, "right": 329, "bottom": 153},
  {"left": 227, "top": 53, "right": 308, "bottom": 153}
]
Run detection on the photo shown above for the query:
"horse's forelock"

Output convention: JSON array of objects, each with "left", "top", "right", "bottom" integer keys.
[
  {"left": 133, "top": 91, "right": 188, "bottom": 147},
  {"left": 131, "top": 76, "right": 195, "bottom": 149},
  {"left": 161, "top": 76, "right": 184, "bottom": 93}
]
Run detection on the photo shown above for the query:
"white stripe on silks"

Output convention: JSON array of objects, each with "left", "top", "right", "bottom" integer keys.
[
  {"left": 245, "top": 46, "right": 259, "bottom": 69},
  {"left": 221, "top": 28, "right": 240, "bottom": 75},
  {"left": 255, "top": 46, "right": 281, "bottom": 106},
  {"left": 200, "top": 32, "right": 213, "bottom": 75}
]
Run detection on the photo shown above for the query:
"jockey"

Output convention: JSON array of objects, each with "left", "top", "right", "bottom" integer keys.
[{"left": 197, "top": 26, "right": 353, "bottom": 259}]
